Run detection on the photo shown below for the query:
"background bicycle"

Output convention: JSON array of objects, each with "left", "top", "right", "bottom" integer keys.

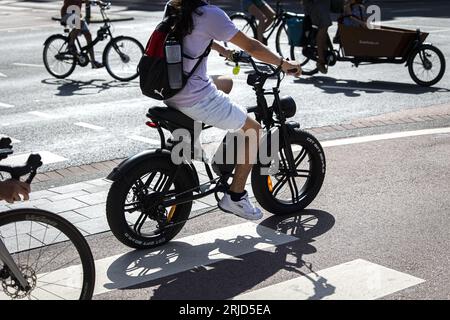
[
  {"left": 0, "top": 138, "right": 95, "bottom": 300},
  {"left": 225, "top": 0, "right": 302, "bottom": 58},
  {"left": 43, "top": 1, "right": 144, "bottom": 82}
]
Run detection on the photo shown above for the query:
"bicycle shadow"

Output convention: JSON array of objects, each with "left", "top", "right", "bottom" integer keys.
[
  {"left": 293, "top": 76, "right": 450, "bottom": 97},
  {"left": 103, "top": 209, "right": 336, "bottom": 300},
  {"left": 41, "top": 78, "right": 139, "bottom": 96}
]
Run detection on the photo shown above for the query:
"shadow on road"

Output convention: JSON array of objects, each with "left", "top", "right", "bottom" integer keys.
[
  {"left": 103, "top": 209, "right": 336, "bottom": 300},
  {"left": 294, "top": 76, "right": 450, "bottom": 97},
  {"left": 41, "top": 78, "right": 139, "bottom": 96}
]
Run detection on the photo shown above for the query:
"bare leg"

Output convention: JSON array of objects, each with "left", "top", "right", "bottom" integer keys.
[
  {"left": 230, "top": 117, "right": 262, "bottom": 193},
  {"left": 211, "top": 75, "right": 233, "bottom": 94},
  {"left": 316, "top": 27, "right": 328, "bottom": 64},
  {"left": 248, "top": 4, "right": 273, "bottom": 43},
  {"left": 83, "top": 31, "right": 96, "bottom": 63}
]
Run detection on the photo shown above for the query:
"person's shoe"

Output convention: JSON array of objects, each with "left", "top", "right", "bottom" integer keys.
[
  {"left": 91, "top": 61, "right": 104, "bottom": 69},
  {"left": 316, "top": 61, "right": 328, "bottom": 74},
  {"left": 218, "top": 191, "right": 263, "bottom": 221}
]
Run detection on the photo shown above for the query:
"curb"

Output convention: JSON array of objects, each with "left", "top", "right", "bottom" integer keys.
[{"left": 32, "top": 111, "right": 450, "bottom": 184}]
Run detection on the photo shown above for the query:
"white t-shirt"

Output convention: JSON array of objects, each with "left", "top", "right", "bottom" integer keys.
[{"left": 164, "top": 4, "right": 239, "bottom": 107}]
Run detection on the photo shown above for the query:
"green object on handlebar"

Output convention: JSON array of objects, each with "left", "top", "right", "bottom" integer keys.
[{"left": 233, "top": 64, "right": 240, "bottom": 75}]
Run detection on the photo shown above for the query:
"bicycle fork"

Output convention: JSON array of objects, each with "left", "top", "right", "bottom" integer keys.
[{"left": 0, "top": 239, "right": 29, "bottom": 290}]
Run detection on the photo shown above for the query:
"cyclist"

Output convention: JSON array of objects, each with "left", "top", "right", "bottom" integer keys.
[
  {"left": 163, "top": 0, "right": 301, "bottom": 220},
  {"left": 242, "top": 0, "right": 276, "bottom": 44},
  {"left": 0, "top": 180, "right": 30, "bottom": 204},
  {"left": 61, "top": 0, "right": 104, "bottom": 68},
  {"left": 302, "top": 0, "right": 335, "bottom": 74}
]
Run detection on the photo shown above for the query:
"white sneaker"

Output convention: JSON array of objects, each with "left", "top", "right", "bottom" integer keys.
[{"left": 218, "top": 192, "right": 263, "bottom": 220}]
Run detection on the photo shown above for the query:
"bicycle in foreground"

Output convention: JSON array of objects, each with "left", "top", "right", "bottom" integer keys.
[
  {"left": 105, "top": 51, "right": 326, "bottom": 250},
  {"left": 225, "top": 0, "right": 301, "bottom": 58},
  {"left": 43, "top": 1, "right": 144, "bottom": 81},
  {"left": 0, "top": 138, "right": 95, "bottom": 300}
]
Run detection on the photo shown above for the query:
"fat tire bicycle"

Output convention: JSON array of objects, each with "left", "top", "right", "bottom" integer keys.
[
  {"left": 43, "top": 1, "right": 144, "bottom": 81},
  {"left": 105, "top": 51, "right": 326, "bottom": 250},
  {"left": 225, "top": 0, "right": 301, "bottom": 58},
  {"left": 0, "top": 138, "right": 95, "bottom": 300}
]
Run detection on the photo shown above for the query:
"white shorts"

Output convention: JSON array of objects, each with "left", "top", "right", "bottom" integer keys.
[{"left": 172, "top": 89, "right": 248, "bottom": 131}]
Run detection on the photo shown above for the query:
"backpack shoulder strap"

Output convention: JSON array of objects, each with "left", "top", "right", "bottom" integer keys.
[{"left": 185, "top": 40, "right": 214, "bottom": 78}]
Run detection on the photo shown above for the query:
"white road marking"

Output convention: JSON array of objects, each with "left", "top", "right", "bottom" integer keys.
[
  {"left": 390, "top": 8, "right": 432, "bottom": 13},
  {"left": 0, "top": 102, "right": 14, "bottom": 108},
  {"left": 13, "top": 63, "right": 44, "bottom": 68},
  {"left": 322, "top": 85, "right": 395, "bottom": 93},
  {"left": 234, "top": 259, "right": 425, "bottom": 300},
  {"left": 0, "top": 135, "right": 20, "bottom": 144},
  {"left": 0, "top": 24, "right": 55, "bottom": 32},
  {"left": 74, "top": 122, "right": 106, "bottom": 131},
  {"left": 0, "top": 151, "right": 68, "bottom": 166},
  {"left": 28, "top": 111, "right": 60, "bottom": 119},
  {"left": 128, "top": 135, "right": 161, "bottom": 145},
  {"left": 0, "top": 72, "right": 6, "bottom": 78},
  {"left": 20, "top": 222, "right": 297, "bottom": 297},
  {"left": 321, "top": 127, "right": 450, "bottom": 148}
]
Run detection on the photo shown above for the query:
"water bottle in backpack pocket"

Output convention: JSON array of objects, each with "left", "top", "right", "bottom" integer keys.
[{"left": 165, "top": 38, "right": 183, "bottom": 90}]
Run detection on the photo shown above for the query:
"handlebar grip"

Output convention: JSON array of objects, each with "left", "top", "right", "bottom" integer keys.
[{"left": 0, "top": 137, "right": 12, "bottom": 149}]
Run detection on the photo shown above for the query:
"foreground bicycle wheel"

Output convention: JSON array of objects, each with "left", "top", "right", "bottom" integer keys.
[
  {"left": 0, "top": 209, "right": 95, "bottom": 300},
  {"left": 106, "top": 157, "right": 193, "bottom": 250},
  {"left": 103, "top": 36, "right": 144, "bottom": 81},
  {"left": 252, "top": 129, "right": 326, "bottom": 214},
  {"left": 43, "top": 34, "right": 77, "bottom": 79}
]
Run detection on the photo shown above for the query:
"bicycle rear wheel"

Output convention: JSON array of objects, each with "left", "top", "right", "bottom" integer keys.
[
  {"left": 103, "top": 36, "right": 144, "bottom": 81},
  {"left": 0, "top": 209, "right": 95, "bottom": 300},
  {"left": 43, "top": 34, "right": 76, "bottom": 79},
  {"left": 290, "top": 46, "right": 318, "bottom": 76},
  {"left": 275, "top": 20, "right": 291, "bottom": 58}
]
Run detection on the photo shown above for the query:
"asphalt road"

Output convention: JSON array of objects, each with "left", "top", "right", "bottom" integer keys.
[{"left": 0, "top": 0, "right": 449, "bottom": 173}]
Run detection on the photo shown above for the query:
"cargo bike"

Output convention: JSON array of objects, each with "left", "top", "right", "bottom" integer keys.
[{"left": 287, "top": 16, "right": 446, "bottom": 87}]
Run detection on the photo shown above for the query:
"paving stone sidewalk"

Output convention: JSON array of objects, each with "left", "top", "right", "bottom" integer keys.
[{"left": 0, "top": 170, "right": 254, "bottom": 237}]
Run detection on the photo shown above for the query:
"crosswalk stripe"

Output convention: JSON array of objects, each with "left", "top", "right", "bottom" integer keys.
[
  {"left": 234, "top": 259, "right": 425, "bottom": 300},
  {"left": 13, "top": 63, "right": 44, "bottom": 68},
  {"left": 22, "top": 222, "right": 298, "bottom": 297},
  {"left": 0, "top": 151, "right": 68, "bottom": 166}
]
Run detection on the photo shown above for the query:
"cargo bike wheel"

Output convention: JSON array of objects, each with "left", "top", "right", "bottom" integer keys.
[{"left": 408, "top": 44, "right": 446, "bottom": 87}]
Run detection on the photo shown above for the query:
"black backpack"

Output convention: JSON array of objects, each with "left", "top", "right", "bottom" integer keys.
[{"left": 138, "top": 1, "right": 213, "bottom": 101}]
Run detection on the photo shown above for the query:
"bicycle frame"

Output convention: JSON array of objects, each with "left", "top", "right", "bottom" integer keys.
[
  {"left": 145, "top": 62, "right": 300, "bottom": 210},
  {"left": 0, "top": 239, "right": 30, "bottom": 290}
]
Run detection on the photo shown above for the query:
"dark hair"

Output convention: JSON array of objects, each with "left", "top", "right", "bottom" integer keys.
[{"left": 168, "top": 0, "right": 205, "bottom": 37}]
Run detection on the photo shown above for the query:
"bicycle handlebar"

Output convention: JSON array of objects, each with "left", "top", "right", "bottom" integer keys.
[{"left": 0, "top": 152, "right": 43, "bottom": 183}]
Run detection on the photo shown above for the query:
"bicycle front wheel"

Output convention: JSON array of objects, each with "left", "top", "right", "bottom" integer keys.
[
  {"left": 43, "top": 34, "right": 76, "bottom": 79},
  {"left": 226, "top": 13, "right": 257, "bottom": 51},
  {"left": 276, "top": 20, "right": 291, "bottom": 58},
  {"left": 251, "top": 129, "right": 326, "bottom": 214},
  {"left": 103, "top": 36, "right": 144, "bottom": 82},
  {"left": 0, "top": 209, "right": 95, "bottom": 300}
]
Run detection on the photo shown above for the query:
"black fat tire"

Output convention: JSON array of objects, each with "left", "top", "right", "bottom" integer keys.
[
  {"left": 106, "top": 158, "right": 193, "bottom": 250},
  {"left": 251, "top": 129, "right": 326, "bottom": 214},
  {"left": 103, "top": 36, "right": 144, "bottom": 82},
  {"left": 0, "top": 209, "right": 95, "bottom": 300},
  {"left": 408, "top": 44, "right": 446, "bottom": 87},
  {"left": 43, "top": 34, "right": 76, "bottom": 79}
]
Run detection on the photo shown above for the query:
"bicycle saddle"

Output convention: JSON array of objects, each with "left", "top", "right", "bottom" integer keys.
[{"left": 147, "top": 106, "right": 199, "bottom": 133}]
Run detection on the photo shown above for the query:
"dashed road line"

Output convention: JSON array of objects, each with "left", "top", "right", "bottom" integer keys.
[
  {"left": 0, "top": 151, "right": 68, "bottom": 166},
  {"left": 234, "top": 259, "right": 425, "bottom": 300},
  {"left": 0, "top": 72, "right": 6, "bottom": 78},
  {"left": 28, "top": 111, "right": 60, "bottom": 119},
  {"left": 128, "top": 135, "right": 161, "bottom": 145},
  {"left": 0, "top": 102, "right": 14, "bottom": 108},
  {"left": 322, "top": 85, "right": 395, "bottom": 93},
  {"left": 13, "top": 63, "right": 45, "bottom": 68},
  {"left": 74, "top": 122, "right": 106, "bottom": 131}
]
